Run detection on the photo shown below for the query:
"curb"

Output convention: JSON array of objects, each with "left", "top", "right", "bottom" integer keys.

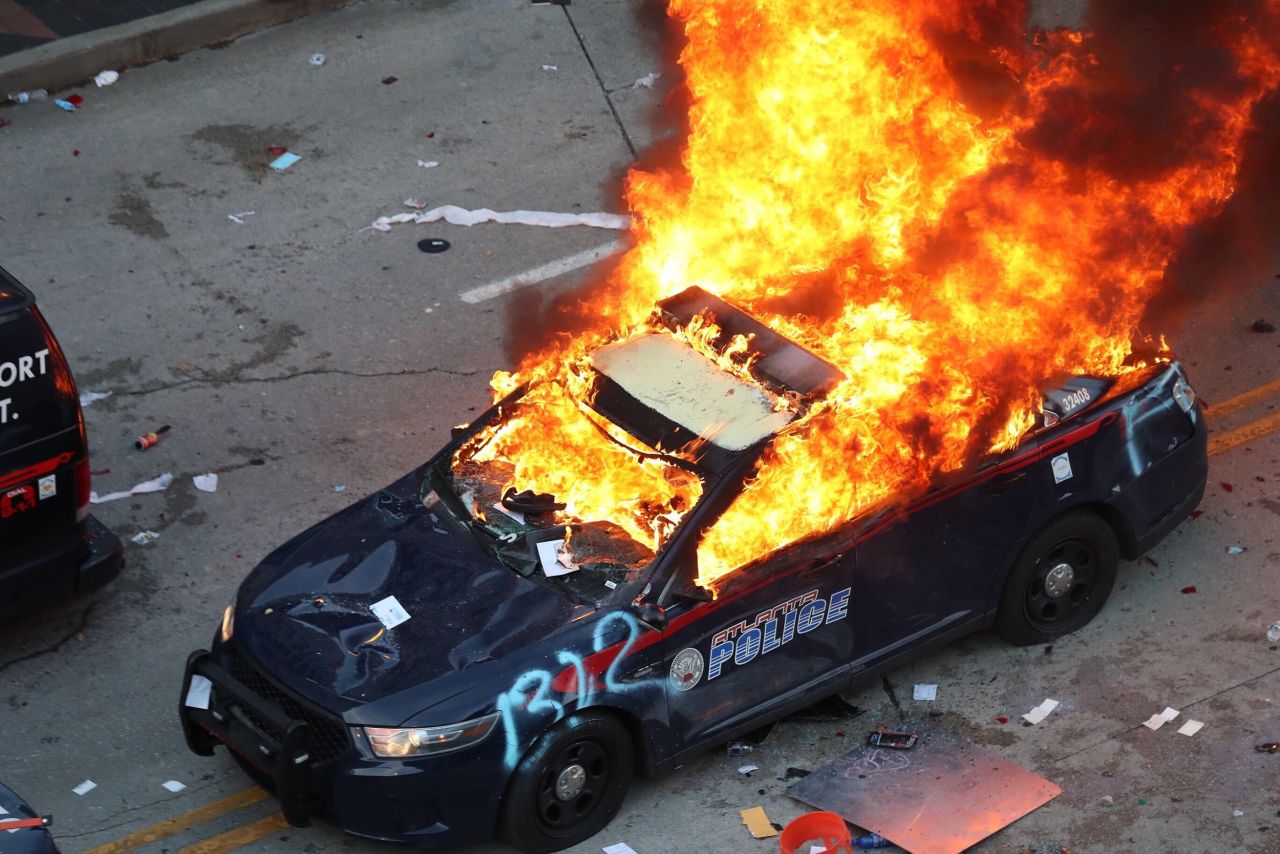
[{"left": 0, "top": 0, "right": 359, "bottom": 96}]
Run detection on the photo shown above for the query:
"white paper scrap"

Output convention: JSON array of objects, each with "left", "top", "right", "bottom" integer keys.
[
  {"left": 91, "top": 472, "right": 174, "bottom": 504},
  {"left": 370, "top": 204, "right": 629, "bottom": 233},
  {"left": 130, "top": 531, "right": 160, "bottom": 545},
  {"left": 603, "top": 845, "right": 638, "bottom": 854},
  {"left": 1177, "top": 719, "right": 1204, "bottom": 737},
  {"left": 537, "top": 539, "right": 577, "bottom": 577},
  {"left": 632, "top": 71, "right": 660, "bottom": 88},
  {"left": 228, "top": 211, "right": 255, "bottom": 224},
  {"left": 162, "top": 780, "right": 186, "bottom": 793},
  {"left": 738, "top": 764, "right": 759, "bottom": 775},
  {"left": 184, "top": 674, "right": 212, "bottom": 709},
  {"left": 94, "top": 70, "right": 119, "bottom": 87},
  {"left": 1022, "top": 698, "right": 1060, "bottom": 724},
  {"left": 193, "top": 473, "right": 219, "bottom": 493},
  {"left": 1226, "top": 546, "right": 1245, "bottom": 555},
  {"left": 79, "top": 390, "right": 112, "bottom": 406},
  {"left": 542, "top": 64, "right": 558, "bottom": 71},
  {"left": 417, "top": 160, "right": 439, "bottom": 169},
  {"left": 72, "top": 780, "right": 97, "bottom": 796},
  {"left": 810, "top": 847, "right": 828, "bottom": 854},
  {"left": 1142, "top": 707, "right": 1180, "bottom": 731},
  {"left": 913, "top": 683, "right": 937, "bottom": 701},
  {"left": 370, "top": 595, "right": 411, "bottom": 630},
  {"left": 1234, "top": 809, "right": 1245, "bottom": 817}
]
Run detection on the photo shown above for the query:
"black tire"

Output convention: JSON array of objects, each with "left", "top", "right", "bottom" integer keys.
[
  {"left": 498, "top": 711, "right": 634, "bottom": 854},
  {"left": 995, "top": 510, "right": 1119, "bottom": 645}
]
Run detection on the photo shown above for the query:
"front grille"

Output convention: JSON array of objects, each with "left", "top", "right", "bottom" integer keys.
[{"left": 223, "top": 647, "right": 351, "bottom": 763}]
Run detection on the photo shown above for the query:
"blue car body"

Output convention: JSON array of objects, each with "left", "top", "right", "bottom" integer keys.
[{"left": 180, "top": 333, "right": 1205, "bottom": 848}]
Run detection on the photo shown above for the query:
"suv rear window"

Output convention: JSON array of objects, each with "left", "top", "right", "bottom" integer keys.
[{"left": 0, "top": 308, "right": 78, "bottom": 454}]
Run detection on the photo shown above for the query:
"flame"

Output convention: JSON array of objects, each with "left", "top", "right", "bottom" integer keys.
[{"left": 459, "top": 1, "right": 1280, "bottom": 590}]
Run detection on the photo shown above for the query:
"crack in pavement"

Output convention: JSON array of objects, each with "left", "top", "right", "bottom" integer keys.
[
  {"left": 562, "top": 5, "right": 638, "bottom": 158},
  {"left": 1048, "top": 660, "right": 1280, "bottom": 766},
  {"left": 0, "top": 604, "right": 96, "bottom": 676},
  {"left": 113, "top": 365, "right": 483, "bottom": 398},
  {"left": 880, "top": 673, "right": 905, "bottom": 719},
  {"left": 56, "top": 771, "right": 247, "bottom": 839}
]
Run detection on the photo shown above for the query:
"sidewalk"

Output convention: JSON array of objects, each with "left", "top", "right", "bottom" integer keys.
[
  {"left": 0, "top": 0, "right": 355, "bottom": 95},
  {"left": 0, "top": 0, "right": 199, "bottom": 59}
]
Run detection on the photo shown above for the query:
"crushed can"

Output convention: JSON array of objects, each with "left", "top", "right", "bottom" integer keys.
[{"left": 867, "top": 729, "right": 919, "bottom": 750}]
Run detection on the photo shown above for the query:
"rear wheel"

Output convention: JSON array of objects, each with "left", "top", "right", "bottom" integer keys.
[
  {"left": 499, "top": 711, "right": 633, "bottom": 853},
  {"left": 996, "top": 511, "right": 1119, "bottom": 645}
]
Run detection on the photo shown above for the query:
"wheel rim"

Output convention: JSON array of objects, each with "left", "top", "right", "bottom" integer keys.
[
  {"left": 1024, "top": 537, "right": 1098, "bottom": 633},
  {"left": 535, "top": 737, "right": 611, "bottom": 836}
]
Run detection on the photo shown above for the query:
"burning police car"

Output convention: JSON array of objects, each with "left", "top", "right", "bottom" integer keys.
[{"left": 180, "top": 287, "right": 1206, "bottom": 852}]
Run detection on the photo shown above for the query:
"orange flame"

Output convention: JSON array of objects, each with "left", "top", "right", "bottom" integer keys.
[{"left": 462, "top": 0, "right": 1280, "bottom": 589}]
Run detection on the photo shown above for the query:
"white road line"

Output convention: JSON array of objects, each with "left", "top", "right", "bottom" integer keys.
[{"left": 459, "top": 240, "right": 626, "bottom": 304}]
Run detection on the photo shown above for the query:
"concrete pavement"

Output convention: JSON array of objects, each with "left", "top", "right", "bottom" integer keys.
[{"left": 0, "top": 1, "right": 1278, "bottom": 853}]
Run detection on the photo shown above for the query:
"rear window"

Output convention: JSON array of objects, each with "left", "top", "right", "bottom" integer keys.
[{"left": 0, "top": 308, "right": 79, "bottom": 454}]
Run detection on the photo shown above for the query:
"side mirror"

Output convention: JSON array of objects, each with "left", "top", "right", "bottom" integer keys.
[{"left": 631, "top": 598, "right": 668, "bottom": 632}]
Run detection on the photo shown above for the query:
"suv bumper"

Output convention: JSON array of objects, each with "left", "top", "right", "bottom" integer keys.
[{"left": 79, "top": 514, "right": 124, "bottom": 595}]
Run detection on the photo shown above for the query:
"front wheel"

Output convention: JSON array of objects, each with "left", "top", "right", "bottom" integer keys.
[
  {"left": 498, "top": 711, "right": 633, "bottom": 853},
  {"left": 995, "top": 510, "right": 1119, "bottom": 645}
]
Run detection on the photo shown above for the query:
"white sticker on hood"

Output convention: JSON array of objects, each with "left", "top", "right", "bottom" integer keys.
[
  {"left": 1051, "top": 452, "right": 1073, "bottom": 484},
  {"left": 370, "top": 595, "right": 411, "bottom": 630}
]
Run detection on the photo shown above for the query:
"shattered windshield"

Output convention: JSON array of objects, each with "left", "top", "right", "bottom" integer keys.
[{"left": 440, "top": 375, "right": 706, "bottom": 599}]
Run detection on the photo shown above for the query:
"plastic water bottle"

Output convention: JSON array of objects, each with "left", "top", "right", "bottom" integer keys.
[
  {"left": 1267, "top": 622, "right": 1280, "bottom": 644},
  {"left": 856, "top": 834, "right": 892, "bottom": 849},
  {"left": 9, "top": 89, "right": 48, "bottom": 104}
]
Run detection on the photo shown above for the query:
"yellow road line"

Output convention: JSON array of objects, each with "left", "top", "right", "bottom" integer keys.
[
  {"left": 83, "top": 788, "right": 268, "bottom": 854},
  {"left": 1207, "top": 378, "right": 1280, "bottom": 418},
  {"left": 1208, "top": 410, "right": 1280, "bottom": 457},
  {"left": 169, "top": 812, "right": 290, "bottom": 854}
]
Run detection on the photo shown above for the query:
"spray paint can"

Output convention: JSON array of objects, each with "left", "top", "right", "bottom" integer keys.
[{"left": 135, "top": 425, "right": 171, "bottom": 450}]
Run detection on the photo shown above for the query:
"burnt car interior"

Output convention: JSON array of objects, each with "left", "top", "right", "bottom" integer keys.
[{"left": 421, "top": 287, "right": 846, "bottom": 604}]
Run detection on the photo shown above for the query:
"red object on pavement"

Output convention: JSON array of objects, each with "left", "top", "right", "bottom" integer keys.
[
  {"left": 1181, "top": 585, "right": 1197, "bottom": 594},
  {"left": 67, "top": 94, "right": 84, "bottom": 106},
  {"left": 266, "top": 146, "right": 287, "bottom": 155},
  {"left": 780, "top": 811, "right": 852, "bottom": 854}
]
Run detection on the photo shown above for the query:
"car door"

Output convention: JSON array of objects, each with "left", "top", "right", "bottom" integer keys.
[
  {"left": 851, "top": 448, "right": 1042, "bottom": 670},
  {"left": 658, "top": 530, "right": 857, "bottom": 748}
]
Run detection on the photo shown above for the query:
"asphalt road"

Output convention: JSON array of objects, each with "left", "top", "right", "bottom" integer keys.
[{"left": 0, "top": 1, "right": 1278, "bottom": 853}]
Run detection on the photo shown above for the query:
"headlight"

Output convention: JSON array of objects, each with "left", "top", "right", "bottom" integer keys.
[
  {"left": 1172, "top": 375, "right": 1196, "bottom": 413},
  {"left": 219, "top": 600, "right": 235, "bottom": 643},
  {"left": 363, "top": 712, "right": 501, "bottom": 758}
]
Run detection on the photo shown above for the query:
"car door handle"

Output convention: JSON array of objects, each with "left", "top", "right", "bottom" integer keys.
[{"left": 984, "top": 471, "right": 1027, "bottom": 494}]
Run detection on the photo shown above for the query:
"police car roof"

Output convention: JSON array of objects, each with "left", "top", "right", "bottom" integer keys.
[{"left": 0, "top": 266, "right": 33, "bottom": 316}]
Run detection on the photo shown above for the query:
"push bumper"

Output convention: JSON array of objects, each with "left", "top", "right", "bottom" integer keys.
[
  {"left": 179, "top": 649, "right": 315, "bottom": 826},
  {"left": 178, "top": 647, "right": 507, "bottom": 846}
]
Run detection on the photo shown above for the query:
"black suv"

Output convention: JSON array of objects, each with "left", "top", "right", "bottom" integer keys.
[{"left": 0, "top": 266, "right": 122, "bottom": 621}]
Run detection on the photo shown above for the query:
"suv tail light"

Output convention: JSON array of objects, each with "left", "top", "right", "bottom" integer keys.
[{"left": 75, "top": 457, "right": 91, "bottom": 522}]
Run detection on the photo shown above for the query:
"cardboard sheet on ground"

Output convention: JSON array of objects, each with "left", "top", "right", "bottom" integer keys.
[{"left": 789, "top": 728, "right": 1060, "bottom": 854}]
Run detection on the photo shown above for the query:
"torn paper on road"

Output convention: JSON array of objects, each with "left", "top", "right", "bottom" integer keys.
[
  {"left": 72, "top": 780, "right": 97, "bottom": 796},
  {"left": 1022, "top": 698, "right": 1060, "bottom": 724},
  {"left": 228, "top": 211, "right": 255, "bottom": 224},
  {"left": 1142, "top": 707, "right": 1180, "bottom": 731},
  {"left": 417, "top": 160, "right": 439, "bottom": 169},
  {"left": 79, "top": 390, "right": 112, "bottom": 406},
  {"left": 369, "top": 204, "right": 629, "bottom": 232},
  {"left": 370, "top": 595, "right": 412, "bottom": 630},
  {"left": 914, "top": 684, "right": 937, "bottom": 701},
  {"left": 633, "top": 71, "right": 660, "bottom": 88},
  {"left": 185, "top": 674, "right": 212, "bottom": 709},
  {"left": 602, "top": 845, "right": 638, "bottom": 854},
  {"left": 193, "top": 473, "right": 219, "bottom": 493},
  {"left": 162, "top": 780, "right": 186, "bottom": 793},
  {"left": 1177, "top": 720, "right": 1204, "bottom": 737},
  {"left": 91, "top": 472, "right": 174, "bottom": 504},
  {"left": 740, "top": 806, "right": 778, "bottom": 839},
  {"left": 94, "top": 70, "right": 119, "bottom": 87},
  {"left": 738, "top": 765, "right": 759, "bottom": 775},
  {"left": 130, "top": 531, "right": 160, "bottom": 545}
]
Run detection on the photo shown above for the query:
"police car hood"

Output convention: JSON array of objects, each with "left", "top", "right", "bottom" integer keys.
[{"left": 233, "top": 473, "right": 583, "bottom": 716}]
